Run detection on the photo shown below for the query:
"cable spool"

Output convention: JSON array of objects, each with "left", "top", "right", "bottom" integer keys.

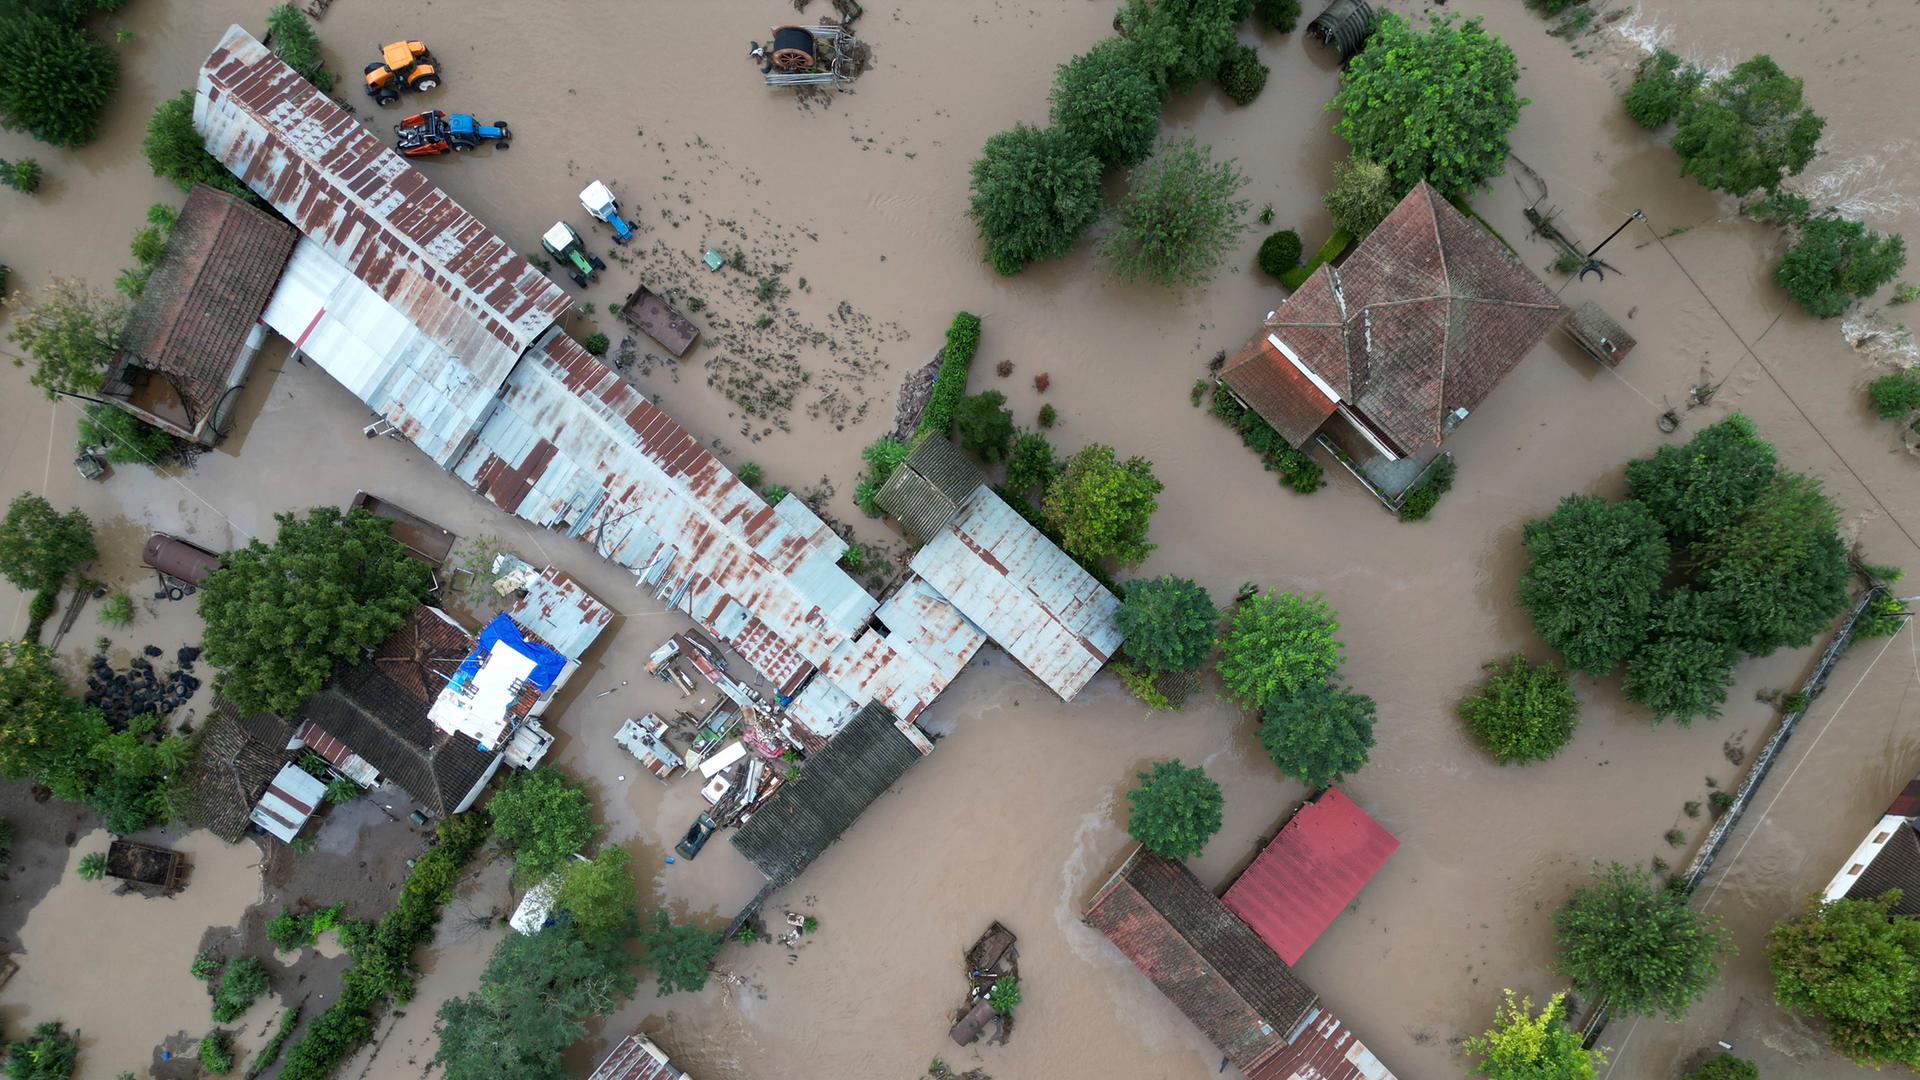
[{"left": 769, "top": 26, "right": 818, "bottom": 71}]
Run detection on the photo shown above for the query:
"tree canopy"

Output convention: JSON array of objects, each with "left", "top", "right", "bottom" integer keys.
[
  {"left": 1125, "top": 759, "right": 1223, "bottom": 860},
  {"left": 1623, "top": 49, "right": 1704, "bottom": 129},
  {"left": 0, "top": 641, "right": 174, "bottom": 834},
  {"left": 1671, "top": 55, "right": 1824, "bottom": 196},
  {"left": 433, "top": 921, "right": 638, "bottom": 1080},
  {"left": 1768, "top": 892, "right": 1920, "bottom": 1069},
  {"left": 1329, "top": 13, "right": 1526, "bottom": 197},
  {"left": 198, "top": 506, "right": 432, "bottom": 715},
  {"left": 1003, "top": 430, "right": 1057, "bottom": 501},
  {"left": 1622, "top": 634, "right": 1736, "bottom": 726},
  {"left": 1216, "top": 591, "right": 1344, "bottom": 709},
  {"left": 1774, "top": 214, "right": 1907, "bottom": 319},
  {"left": 1113, "top": 0, "right": 1241, "bottom": 98},
  {"left": 1553, "top": 862, "right": 1731, "bottom": 1020},
  {"left": 1103, "top": 137, "right": 1249, "bottom": 287},
  {"left": 1115, "top": 576, "right": 1218, "bottom": 675},
  {"left": 1258, "top": 682, "right": 1377, "bottom": 789},
  {"left": 0, "top": 494, "right": 96, "bottom": 594},
  {"left": 1463, "top": 990, "right": 1603, "bottom": 1080},
  {"left": 0, "top": 5, "right": 118, "bottom": 148},
  {"left": 6, "top": 278, "right": 126, "bottom": 401},
  {"left": 1695, "top": 472, "right": 1849, "bottom": 655},
  {"left": 553, "top": 846, "right": 637, "bottom": 942},
  {"left": 955, "top": 390, "right": 1016, "bottom": 462},
  {"left": 1517, "top": 494, "right": 1669, "bottom": 676},
  {"left": 143, "top": 91, "right": 255, "bottom": 200},
  {"left": 1049, "top": 38, "right": 1161, "bottom": 169},
  {"left": 488, "top": 767, "right": 599, "bottom": 882},
  {"left": 637, "top": 910, "right": 724, "bottom": 996},
  {"left": 1323, "top": 155, "right": 1401, "bottom": 239},
  {"left": 3, "top": 1019, "right": 78, "bottom": 1080},
  {"left": 1457, "top": 654, "right": 1580, "bottom": 765},
  {"left": 968, "top": 123, "right": 1103, "bottom": 275},
  {"left": 1624, "top": 413, "right": 1777, "bottom": 543},
  {"left": 1685, "top": 1052, "right": 1759, "bottom": 1080},
  {"left": 266, "top": 5, "right": 332, "bottom": 92},
  {"left": 1042, "top": 444, "right": 1163, "bottom": 565}
]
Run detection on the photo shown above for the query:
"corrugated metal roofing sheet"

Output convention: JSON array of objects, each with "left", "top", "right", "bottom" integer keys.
[
  {"left": 1222, "top": 789, "right": 1400, "bottom": 966},
  {"left": 196, "top": 25, "right": 572, "bottom": 466},
  {"left": 507, "top": 566, "right": 613, "bottom": 660},
  {"left": 588, "top": 1034, "right": 686, "bottom": 1080},
  {"left": 910, "top": 487, "right": 1123, "bottom": 700},
  {"left": 250, "top": 762, "right": 324, "bottom": 842}
]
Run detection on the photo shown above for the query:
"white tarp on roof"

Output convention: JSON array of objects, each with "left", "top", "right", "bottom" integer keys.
[
  {"left": 250, "top": 762, "right": 326, "bottom": 843},
  {"left": 428, "top": 639, "right": 537, "bottom": 750}
]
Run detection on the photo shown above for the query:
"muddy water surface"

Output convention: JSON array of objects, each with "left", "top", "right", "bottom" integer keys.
[{"left": 3, "top": 0, "right": 1920, "bottom": 1078}]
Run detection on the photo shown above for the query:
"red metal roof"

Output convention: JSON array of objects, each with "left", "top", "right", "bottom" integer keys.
[{"left": 1222, "top": 788, "right": 1399, "bottom": 966}]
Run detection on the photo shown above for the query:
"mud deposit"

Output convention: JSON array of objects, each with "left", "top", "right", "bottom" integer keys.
[{"left": 3, "top": 1, "right": 1920, "bottom": 1078}]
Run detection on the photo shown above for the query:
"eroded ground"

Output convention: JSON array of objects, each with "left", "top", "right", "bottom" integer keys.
[{"left": 2, "top": 0, "right": 1919, "bottom": 1078}]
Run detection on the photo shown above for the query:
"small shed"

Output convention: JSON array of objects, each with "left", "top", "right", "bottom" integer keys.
[
  {"left": 1563, "top": 300, "right": 1637, "bottom": 367},
  {"left": 874, "top": 434, "right": 986, "bottom": 544},
  {"left": 1308, "top": 0, "right": 1375, "bottom": 60},
  {"left": 249, "top": 762, "right": 326, "bottom": 842}
]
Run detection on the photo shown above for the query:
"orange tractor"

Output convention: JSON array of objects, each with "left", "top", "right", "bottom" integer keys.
[{"left": 363, "top": 40, "right": 440, "bottom": 106}]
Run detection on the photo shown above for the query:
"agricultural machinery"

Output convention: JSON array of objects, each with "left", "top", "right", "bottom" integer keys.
[
  {"left": 393, "top": 111, "right": 510, "bottom": 156},
  {"left": 541, "top": 221, "right": 604, "bottom": 287},
  {"left": 363, "top": 39, "right": 440, "bottom": 106}
]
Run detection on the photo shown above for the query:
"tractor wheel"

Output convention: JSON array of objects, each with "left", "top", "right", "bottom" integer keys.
[
  {"left": 569, "top": 271, "right": 590, "bottom": 288},
  {"left": 496, "top": 141, "right": 511, "bottom": 150},
  {"left": 413, "top": 75, "right": 441, "bottom": 91},
  {"left": 589, "top": 254, "right": 606, "bottom": 272},
  {"left": 376, "top": 90, "right": 399, "bottom": 106},
  {"left": 452, "top": 139, "right": 474, "bottom": 152},
  {"left": 363, "top": 62, "right": 384, "bottom": 74}
]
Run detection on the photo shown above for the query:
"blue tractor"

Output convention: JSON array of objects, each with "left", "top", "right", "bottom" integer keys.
[
  {"left": 579, "top": 181, "right": 634, "bottom": 243},
  {"left": 394, "top": 111, "right": 510, "bottom": 156}
]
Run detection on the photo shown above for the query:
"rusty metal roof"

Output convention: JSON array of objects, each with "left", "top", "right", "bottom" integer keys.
[
  {"left": 196, "top": 25, "right": 572, "bottom": 465},
  {"left": 506, "top": 565, "right": 613, "bottom": 660},
  {"left": 909, "top": 486, "right": 1123, "bottom": 700}
]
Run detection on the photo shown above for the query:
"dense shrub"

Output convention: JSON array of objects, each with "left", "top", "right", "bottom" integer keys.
[
  {"left": 1397, "top": 455, "right": 1456, "bottom": 521},
  {"left": 1869, "top": 370, "right": 1920, "bottom": 418},
  {"left": 1126, "top": 759, "right": 1223, "bottom": 860},
  {"left": 1774, "top": 214, "right": 1907, "bottom": 319},
  {"left": 1214, "top": 42, "right": 1268, "bottom": 106},
  {"left": 854, "top": 437, "right": 908, "bottom": 517},
  {"left": 1, "top": 157, "right": 42, "bottom": 193},
  {"left": 198, "top": 1032, "right": 235, "bottom": 1074},
  {"left": 1279, "top": 229, "right": 1353, "bottom": 290},
  {"left": 1554, "top": 862, "right": 1731, "bottom": 1019},
  {"left": 955, "top": 390, "right": 1015, "bottom": 461},
  {"left": 1685, "top": 1051, "right": 1759, "bottom": 1080},
  {"left": 144, "top": 92, "right": 256, "bottom": 200},
  {"left": 211, "top": 958, "right": 269, "bottom": 1022},
  {"left": 1458, "top": 655, "right": 1580, "bottom": 765},
  {"left": 266, "top": 5, "right": 333, "bottom": 92},
  {"left": 1050, "top": 39, "right": 1161, "bottom": 168},
  {"left": 919, "top": 312, "right": 981, "bottom": 437},
  {"left": 1255, "top": 0, "right": 1302, "bottom": 33},
  {"left": 1003, "top": 430, "right": 1056, "bottom": 500},
  {"left": 580, "top": 332, "right": 610, "bottom": 356},
  {"left": 0, "top": 7, "right": 119, "bottom": 148},
  {"left": 79, "top": 403, "right": 181, "bottom": 467},
  {"left": 1623, "top": 48, "right": 1704, "bottom": 129},
  {"left": 1464, "top": 991, "right": 1602, "bottom": 1079},
  {"left": 1256, "top": 230, "right": 1302, "bottom": 278},
  {"left": 3, "top": 1020, "right": 78, "bottom": 1080},
  {"left": 1323, "top": 156, "right": 1400, "bottom": 240},
  {"left": 968, "top": 124, "right": 1103, "bottom": 275},
  {"left": 1517, "top": 495, "right": 1669, "bottom": 675}
]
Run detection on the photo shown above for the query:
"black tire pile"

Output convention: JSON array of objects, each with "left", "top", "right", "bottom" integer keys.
[{"left": 84, "top": 645, "right": 204, "bottom": 728}]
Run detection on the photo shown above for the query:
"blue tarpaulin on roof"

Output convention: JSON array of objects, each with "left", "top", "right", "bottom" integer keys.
[{"left": 455, "top": 613, "right": 567, "bottom": 692}]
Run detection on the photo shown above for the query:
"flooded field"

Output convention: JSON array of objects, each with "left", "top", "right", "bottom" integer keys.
[{"left": 3, "top": 0, "right": 1919, "bottom": 1077}]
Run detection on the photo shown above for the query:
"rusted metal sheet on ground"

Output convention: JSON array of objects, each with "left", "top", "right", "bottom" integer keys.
[
  {"left": 196, "top": 25, "right": 571, "bottom": 466},
  {"left": 910, "top": 486, "right": 1123, "bottom": 701}
]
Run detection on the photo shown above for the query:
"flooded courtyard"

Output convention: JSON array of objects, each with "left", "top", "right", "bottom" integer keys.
[{"left": 2, "top": 0, "right": 1919, "bottom": 1078}]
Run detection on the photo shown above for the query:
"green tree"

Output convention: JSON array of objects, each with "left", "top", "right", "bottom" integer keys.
[
  {"left": 1256, "top": 230, "right": 1302, "bottom": 278},
  {"left": 637, "top": 910, "right": 723, "bottom": 996},
  {"left": 1624, "top": 413, "right": 1777, "bottom": 543},
  {"left": 6, "top": 278, "right": 126, "bottom": 400},
  {"left": 198, "top": 506, "right": 432, "bottom": 714},
  {"left": 434, "top": 922, "right": 639, "bottom": 1080},
  {"left": 553, "top": 846, "right": 636, "bottom": 942},
  {"left": 1463, "top": 990, "right": 1602, "bottom": 1080},
  {"left": 955, "top": 390, "right": 1016, "bottom": 462},
  {"left": 1042, "top": 444, "right": 1163, "bottom": 565},
  {"left": 197, "top": 1032, "right": 234, "bottom": 1074},
  {"left": 1623, "top": 49, "right": 1705, "bottom": 129},
  {"left": 1696, "top": 471, "right": 1849, "bottom": 654},
  {"left": 1329, "top": 13, "right": 1526, "bottom": 197},
  {"left": 967, "top": 123, "right": 1103, "bottom": 275},
  {"left": 0, "top": 7, "right": 118, "bottom": 148},
  {"left": 0, "top": 641, "right": 108, "bottom": 803},
  {"left": 1125, "top": 759, "right": 1223, "bottom": 860},
  {"left": 0, "top": 494, "right": 95, "bottom": 594},
  {"left": 265, "top": 5, "right": 332, "bottom": 92},
  {"left": 1768, "top": 892, "right": 1920, "bottom": 1069},
  {"left": 1457, "top": 654, "right": 1580, "bottom": 765},
  {"left": 212, "top": 957, "right": 270, "bottom": 1022},
  {"left": 1774, "top": 215, "right": 1907, "bottom": 319},
  {"left": 1553, "top": 862, "right": 1731, "bottom": 1020},
  {"left": 79, "top": 403, "right": 181, "bottom": 467},
  {"left": 1258, "top": 682, "right": 1377, "bottom": 788},
  {"left": 3, "top": 1020, "right": 78, "bottom": 1080},
  {"left": 1685, "top": 1052, "right": 1759, "bottom": 1080},
  {"left": 143, "top": 91, "right": 254, "bottom": 200},
  {"left": 1254, "top": 0, "right": 1301, "bottom": 32},
  {"left": 1115, "top": 576, "right": 1218, "bottom": 675},
  {"left": 1869, "top": 371, "right": 1920, "bottom": 419},
  {"left": 1216, "top": 591, "right": 1344, "bottom": 709},
  {"left": 1003, "top": 430, "right": 1057, "bottom": 500},
  {"left": 1671, "top": 55, "right": 1825, "bottom": 196},
  {"left": 1103, "top": 137, "right": 1249, "bottom": 287},
  {"left": 1049, "top": 39, "right": 1161, "bottom": 168},
  {"left": 488, "top": 767, "right": 598, "bottom": 882},
  {"left": 1517, "top": 495, "right": 1669, "bottom": 676},
  {"left": 989, "top": 977, "right": 1022, "bottom": 1014},
  {"left": 1213, "top": 42, "right": 1267, "bottom": 106},
  {"left": 1323, "top": 155, "right": 1400, "bottom": 239},
  {"left": 1622, "top": 635, "right": 1737, "bottom": 726},
  {"left": 1114, "top": 0, "right": 1242, "bottom": 98}
]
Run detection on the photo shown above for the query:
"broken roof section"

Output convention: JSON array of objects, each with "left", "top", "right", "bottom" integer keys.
[
  {"left": 731, "top": 701, "right": 923, "bottom": 887},
  {"left": 108, "top": 183, "right": 296, "bottom": 445},
  {"left": 1222, "top": 788, "right": 1399, "bottom": 965},
  {"left": 1084, "top": 849, "right": 1319, "bottom": 1076},
  {"left": 1221, "top": 181, "right": 1565, "bottom": 456},
  {"left": 875, "top": 434, "right": 987, "bottom": 544},
  {"left": 910, "top": 486, "right": 1123, "bottom": 700},
  {"left": 196, "top": 25, "right": 572, "bottom": 466},
  {"left": 505, "top": 564, "right": 613, "bottom": 661}
]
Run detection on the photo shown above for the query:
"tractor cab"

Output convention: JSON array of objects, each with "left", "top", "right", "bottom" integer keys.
[
  {"left": 579, "top": 181, "right": 634, "bottom": 243},
  {"left": 541, "top": 222, "right": 605, "bottom": 288},
  {"left": 364, "top": 40, "right": 440, "bottom": 106}
]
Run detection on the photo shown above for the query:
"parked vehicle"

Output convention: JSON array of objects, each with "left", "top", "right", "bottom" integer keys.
[
  {"left": 364, "top": 39, "right": 440, "bottom": 106},
  {"left": 675, "top": 813, "right": 717, "bottom": 860},
  {"left": 579, "top": 181, "right": 634, "bottom": 243},
  {"left": 620, "top": 285, "right": 700, "bottom": 357},
  {"left": 541, "top": 221, "right": 604, "bottom": 288},
  {"left": 394, "top": 111, "right": 510, "bottom": 156}
]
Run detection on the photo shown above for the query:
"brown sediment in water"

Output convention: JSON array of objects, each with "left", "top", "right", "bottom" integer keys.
[{"left": 1, "top": 1, "right": 1918, "bottom": 1078}]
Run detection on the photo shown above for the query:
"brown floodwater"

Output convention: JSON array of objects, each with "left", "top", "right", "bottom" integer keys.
[{"left": 3, "top": 0, "right": 1919, "bottom": 1077}]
